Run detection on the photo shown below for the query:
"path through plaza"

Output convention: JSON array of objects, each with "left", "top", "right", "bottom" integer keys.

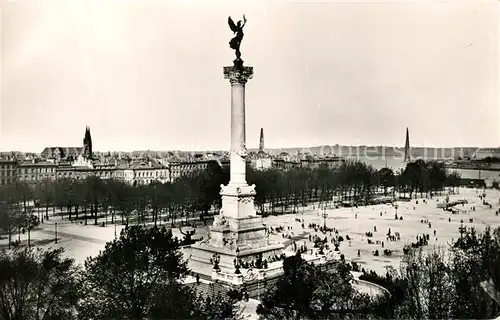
[{"left": 38, "top": 229, "right": 107, "bottom": 245}]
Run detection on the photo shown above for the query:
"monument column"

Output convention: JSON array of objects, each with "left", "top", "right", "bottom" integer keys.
[
  {"left": 224, "top": 66, "right": 253, "bottom": 186},
  {"left": 187, "top": 16, "right": 284, "bottom": 279}
]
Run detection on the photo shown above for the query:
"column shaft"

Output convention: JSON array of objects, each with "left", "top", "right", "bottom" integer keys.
[
  {"left": 230, "top": 83, "right": 246, "bottom": 185},
  {"left": 223, "top": 65, "right": 253, "bottom": 186}
]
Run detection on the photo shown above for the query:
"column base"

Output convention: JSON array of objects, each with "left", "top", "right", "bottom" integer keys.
[
  {"left": 218, "top": 183, "right": 257, "bottom": 219},
  {"left": 188, "top": 181, "right": 284, "bottom": 277},
  {"left": 189, "top": 242, "right": 284, "bottom": 278}
]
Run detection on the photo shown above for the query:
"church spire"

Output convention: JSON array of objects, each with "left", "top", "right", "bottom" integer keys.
[
  {"left": 404, "top": 127, "right": 410, "bottom": 162},
  {"left": 259, "top": 128, "right": 264, "bottom": 152},
  {"left": 82, "top": 126, "right": 93, "bottom": 159}
]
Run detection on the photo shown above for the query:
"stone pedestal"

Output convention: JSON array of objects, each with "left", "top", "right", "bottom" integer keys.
[{"left": 189, "top": 65, "right": 283, "bottom": 279}]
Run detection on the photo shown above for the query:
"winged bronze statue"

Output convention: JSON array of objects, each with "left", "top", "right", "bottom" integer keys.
[{"left": 228, "top": 15, "right": 247, "bottom": 63}]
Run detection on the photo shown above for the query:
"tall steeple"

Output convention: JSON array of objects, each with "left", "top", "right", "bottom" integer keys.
[
  {"left": 82, "top": 126, "right": 93, "bottom": 159},
  {"left": 404, "top": 127, "right": 410, "bottom": 162},
  {"left": 259, "top": 128, "right": 264, "bottom": 153}
]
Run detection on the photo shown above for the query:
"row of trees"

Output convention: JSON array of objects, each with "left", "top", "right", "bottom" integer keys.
[
  {"left": 0, "top": 160, "right": 461, "bottom": 240},
  {"left": 0, "top": 181, "right": 40, "bottom": 248},
  {"left": 252, "top": 159, "right": 461, "bottom": 213},
  {"left": 0, "top": 225, "right": 239, "bottom": 320}
]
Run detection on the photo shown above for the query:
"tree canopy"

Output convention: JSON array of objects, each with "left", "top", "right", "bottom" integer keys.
[
  {"left": 257, "top": 253, "right": 382, "bottom": 320},
  {"left": 0, "top": 247, "right": 80, "bottom": 320},
  {"left": 79, "top": 225, "right": 239, "bottom": 320}
]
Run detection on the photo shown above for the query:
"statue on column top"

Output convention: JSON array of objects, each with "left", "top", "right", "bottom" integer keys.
[{"left": 228, "top": 15, "right": 247, "bottom": 68}]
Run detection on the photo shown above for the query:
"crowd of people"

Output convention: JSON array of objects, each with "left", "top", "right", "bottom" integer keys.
[{"left": 206, "top": 188, "right": 500, "bottom": 277}]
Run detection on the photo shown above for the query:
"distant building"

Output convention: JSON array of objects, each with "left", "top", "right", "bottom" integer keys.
[
  {"left": 41, "top": 147, "right": 82, "bottom": 161},
  {"left": 0, "top": 160, "right": 17, "bottom": 186},
  {"left": 169, "top": 160, "right": 219, "bottom": 182},
  {"left": 72, "top": 154, "right": 95, "bottom": 168},
  {"left": 90, "top": 164, "right": 116, "bottom": 180},
  {"left": 17, "top": 160, "right": 57, "bottom": 184},
  {"left": 473, "top": 148, "right": 500, "bottom": 160},
  {"left": 300, "top": 156, "right": 343, "bottom": 169},
  {"left": 113, "top": 167, "right": 135, "bottom": 184},
  {"left": 56, "top": 163, "right": 116, "bottom": 181},
  {"left": 273, "top": 159, "right": 300, "bottom": 170},
  {"left": 128, "top": 162, "right": 169, "bottom": 186},
  {"left": 277, "top": 152, "right": 291, "bottom": 162},
  {"left": 273, "top": 154, "right": 344, "bottom": 171},
  {"left": 250, "top": 128, "right": 272, "bottom": 170},
  {"left": 252, "top": 157, "right": 272, "bottom": 170},
  {"left": 485, "top": 177, "right": 500, "bottom": 188}
]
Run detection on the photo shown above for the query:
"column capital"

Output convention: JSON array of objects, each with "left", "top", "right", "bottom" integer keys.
[{"left": 224, "top": 66, "right": 253, "bottom": 85}]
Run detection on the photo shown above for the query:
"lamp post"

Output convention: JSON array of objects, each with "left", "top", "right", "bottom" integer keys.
[
  {"left": 55, "top": 222, "right": 58, "bottom": 243},
  {"left": 27, "top": 215, "right": 31, "bottom": 247},
  {"left": 321, "top": 209, "right": 328, "bottom": 231},
  {"left": 114, "top": 223, "right": 117, "bottom": 239},
  {"left": 258, "top": 271, "right": 267, "bottom": 300}
]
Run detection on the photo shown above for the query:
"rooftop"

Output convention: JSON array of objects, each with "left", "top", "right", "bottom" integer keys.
[
  {"left": 0, "top": 159, "right": 17, "bottom": 163},
  {"left": 18, "top": 161, "right": 57, "bottom": 167}
]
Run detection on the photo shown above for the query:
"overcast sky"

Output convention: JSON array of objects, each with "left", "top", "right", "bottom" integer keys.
[{"left": 1, "top": 0, "right": 499, "bottom": 152}]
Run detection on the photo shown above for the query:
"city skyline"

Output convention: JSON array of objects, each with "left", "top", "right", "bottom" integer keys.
[{"left": 2, "top": 0, "right": 499, "bottom": 152}]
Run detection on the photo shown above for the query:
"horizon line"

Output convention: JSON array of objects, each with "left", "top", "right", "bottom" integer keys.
[{"left": 2, "top": 144, "right": 499, "bottom": 154}]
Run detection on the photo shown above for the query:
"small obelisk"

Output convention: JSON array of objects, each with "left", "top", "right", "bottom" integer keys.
[
  {"left": 259, "top": 128, "right": 265, "bottom": 153},
  {"left": 404, "top": 127, "right": 411, "bottom": 162}
]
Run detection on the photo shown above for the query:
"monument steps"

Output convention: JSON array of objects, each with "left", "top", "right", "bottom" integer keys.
[
  {"left": 186, "top": 275, "right": 282, "bottom": 300},
  {"left": 186, "top": 281, "right": 230, "bottom": 298}
]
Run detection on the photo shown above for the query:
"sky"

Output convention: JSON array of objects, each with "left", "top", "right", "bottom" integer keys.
[{"left": 1, "top": 0, "right": 499, "bottom": 152}]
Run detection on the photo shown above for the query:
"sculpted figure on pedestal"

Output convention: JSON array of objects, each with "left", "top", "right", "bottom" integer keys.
[
  {"left": 244, "top": 268, "right": 258, "bottom": 281},
  {"left": 228, "top": 15, "right": 247, "bottom": 67},
  {"left": 200, "top": 232, "right": 211, "bottom": 245},
  {"left": 239, "top": 197, "right": 252, "bottom": 204},
  {"left": 214, "top": 215, "right": 229, "bottom": 229},
  {"left": 225, "top": 232, "right": 236, "bottom": 250},
  {"left": 235, "top": 142, "right": 248, "bottom": 158}
]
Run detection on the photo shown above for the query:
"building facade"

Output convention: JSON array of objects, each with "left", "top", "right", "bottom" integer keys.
[
  {"left": 251, "top": 156, "right": 272, "bottom": 170},
  {"left": 169, "top": 160, "right": 216, "bottom": 182},
  {"left": 0, "top": 160, "right": 17, "bottom": 186},
  {"left": 17, "top": 161, "right": 57, "bottom": 184},
  {"left": 473, "top": 148, "right": 500, "bottom": 160},
  {"left": 130, "top": 163, "right": 170, "bottom": 186},
  {"left": 113, "top": 162, "right": 169, "bottom": 186},
  {"left": 56, "top": 164, "right": 116, "bottom": 181},
  {"left": 113, "top": 166, "right": 135, "bottom": 183},
  {"left": 300, "top": 157, "right": 344, "bottom": 169},
  {"left": 273, "top": 156, "right": 344, "bottom": 171}
]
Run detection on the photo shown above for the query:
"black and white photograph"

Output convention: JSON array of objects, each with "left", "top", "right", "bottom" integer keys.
[{"left": 1, "top": 1, "right": 499, "bottom": 319}]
